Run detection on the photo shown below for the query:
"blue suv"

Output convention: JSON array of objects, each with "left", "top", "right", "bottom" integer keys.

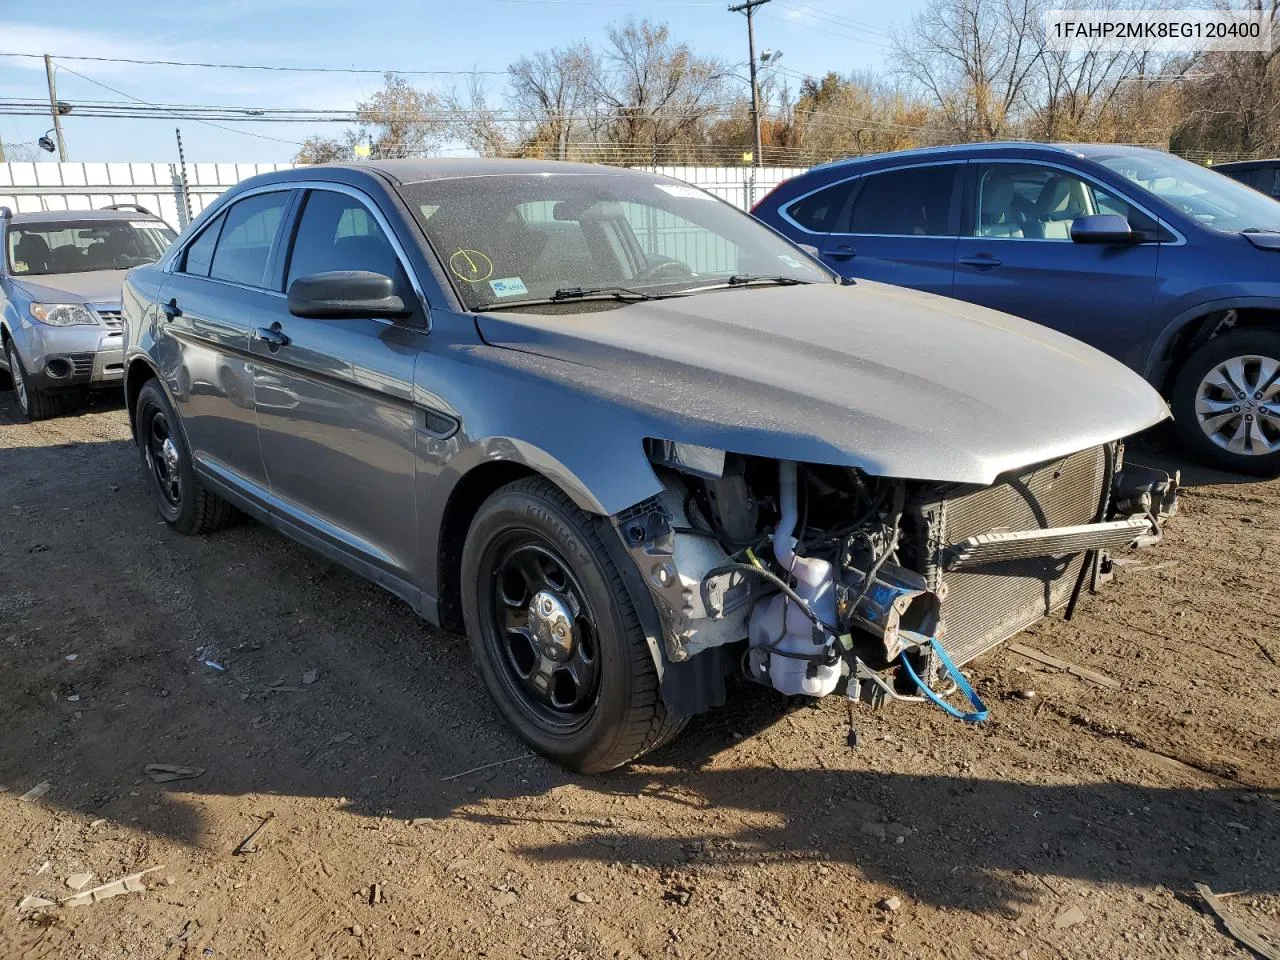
[{"left": 753, "top": 142, "right": 1280, "bottom": 475}]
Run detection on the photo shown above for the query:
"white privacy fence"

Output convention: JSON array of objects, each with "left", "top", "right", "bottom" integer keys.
[{"left": 0, "top": 162, "right": 807, "bottom": 228}]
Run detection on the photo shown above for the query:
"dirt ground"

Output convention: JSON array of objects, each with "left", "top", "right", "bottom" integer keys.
[{"left": 0, "top": 389, "right": 1277, "bottom": 960}]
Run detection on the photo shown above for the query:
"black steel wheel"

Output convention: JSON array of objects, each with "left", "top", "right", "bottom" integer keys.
[
  {"left": 134, "top": 379, "right": 238, "bottom": 534},
  {"left": 460, "top": 477, "right": 687, "bottom": 772},
  {"left": 488, "top": 538, "right": 601, "bottom": 728}
]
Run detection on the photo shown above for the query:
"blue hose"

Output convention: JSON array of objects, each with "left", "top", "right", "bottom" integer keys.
[{"left": 898, "top": 637, "right": 989, "bottom": 723}]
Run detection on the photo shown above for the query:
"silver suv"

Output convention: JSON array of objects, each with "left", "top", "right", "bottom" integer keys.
[{"left": 1, "top": 204, "right": 175, "bottom": 419}]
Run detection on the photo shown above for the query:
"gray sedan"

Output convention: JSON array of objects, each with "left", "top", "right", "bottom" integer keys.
[{"left": 120, "top": 160, "right": 1177, "bottom": 772}]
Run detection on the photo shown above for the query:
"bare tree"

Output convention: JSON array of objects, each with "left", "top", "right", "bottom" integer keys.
[
  {"left": 293, "top": 73, "right": 447, "bottom": 163},
  {"left": 894, "top": 0, "right": 1047, "bottom": 140},
  {"left": 1174, "top": 0, "right": 1280, "bottom": 157},
  {"left": 0, "top": 140, "right": 41, "bottom": 162},
  {"left": 508, "top": 45, "right": 593, "bottom": 159},
  {"left": 445, "top": 76, "right": 511, "bottom": 158},
  {"left": 588, "top": 19, "right": 731, "bottom": 162},
  {"left": 294, "top": 135, "right": 355, "bottom": 164}
]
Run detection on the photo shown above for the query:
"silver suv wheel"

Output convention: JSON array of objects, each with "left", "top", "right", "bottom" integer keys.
[
  {"left": 1195, "top": 354, "right": 1280, "bottom": 456},
  {"left": 6, "top": 343, "right": 29, "bottom": 416}
]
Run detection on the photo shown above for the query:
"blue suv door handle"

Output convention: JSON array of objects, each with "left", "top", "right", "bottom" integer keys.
[
  {"left": 959, "top": 254, "right": 1002, "bottom": 269},
  {"left": 827, "top": 244, "right": 857, "bottom": 261}
]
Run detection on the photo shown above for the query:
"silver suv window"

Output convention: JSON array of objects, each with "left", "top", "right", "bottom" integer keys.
[{"left": 6, "top": 219, "right": 175, "bottom": 276}]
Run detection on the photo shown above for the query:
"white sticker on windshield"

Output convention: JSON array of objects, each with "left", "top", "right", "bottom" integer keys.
[
  {"left": 130, "top": 220, "right": 164, "bottom": 229},
  {"left": 655, "top": 184, "right": 714, "bottom": 201},
  {"left": 490, "top": 277, "right": 529, "bottom": 298},
  {"left": 777, "top": 254, "right": 805, "bottom": 269}
]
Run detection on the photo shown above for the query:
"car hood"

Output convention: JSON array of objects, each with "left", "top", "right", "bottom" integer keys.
[
  {"left": 10, "top": 270, "right": 129, "bottom": 304},
  {"left": 474, "top": 280, "right": 1170, "bottom": 485}
]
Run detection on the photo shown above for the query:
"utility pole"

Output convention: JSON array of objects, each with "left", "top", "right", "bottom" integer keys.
[
  {"left": 728, "top": 0, "right": 771, "bottom": 173},
  {"left": 43, "top": 54, "right": 68, "bottom": 161}
]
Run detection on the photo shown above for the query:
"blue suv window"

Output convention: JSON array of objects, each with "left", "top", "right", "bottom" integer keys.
[
  {"left": 843, "top": 165, "right": 957, "bottom": 237},
  {"left": 784, "top": 182, "right": 853, "bottom": 233},
  {"left": 973, "top": 163, "right": 1164, "bottom": 241}
]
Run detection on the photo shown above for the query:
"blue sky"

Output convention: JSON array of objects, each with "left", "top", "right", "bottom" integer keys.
[{"left": 0, "top": 0, "right": 904, "bottom": 162}]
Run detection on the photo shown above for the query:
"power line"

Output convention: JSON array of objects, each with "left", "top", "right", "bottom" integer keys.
[
  {"left": 54, "top": 64, "right": 306, "bottom": 146},
  {"left": 0, "top": 52, "right": 506, "bottom": 77},
  {"left": 778, "top": 2, "right": 894, "bottom": 39}
]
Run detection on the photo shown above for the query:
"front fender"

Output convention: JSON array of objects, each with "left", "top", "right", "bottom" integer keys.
[{"left": 1145, "top": 293, "right": 1280, "bottom": 382}]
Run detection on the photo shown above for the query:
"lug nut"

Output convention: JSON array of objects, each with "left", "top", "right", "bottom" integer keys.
[
  {"left": 1233, "top": 405, "right": 1241, "bottom": 412},
  {"left": 1245, "top": 414, "right": 1255, "bottom": 422}
]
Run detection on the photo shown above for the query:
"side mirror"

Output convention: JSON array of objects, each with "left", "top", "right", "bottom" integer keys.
[
  {"left": 287, "top": 271, "right": 410, "bottom": 320},
  {"left": 796, "top": 243, "right": 821, "bottom": 257},
  {"left": 1070, "top": 214, "right": 1136, "bottom": 245}
]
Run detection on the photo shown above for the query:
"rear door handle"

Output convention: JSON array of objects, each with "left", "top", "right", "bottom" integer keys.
[
  {"left": 958, "top": 255, "right": 1002, "bottom": 269},
  {"left": 254, "top": 325, "right": 290, "bottom": 349},
  {"left": 163, "top": 298, "right": 182, "bottom": 320},
  {"left": 826, "top": 244, "right": 857, "bottom": 261}
]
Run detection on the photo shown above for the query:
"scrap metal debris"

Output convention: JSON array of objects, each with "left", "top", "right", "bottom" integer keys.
[
  {"left": 1197, "top": 883, "right": 1280, "bottom": 960},
  {"left": 1007, "top": 643, "right": 1121, "bottom": 689},
  {"left": 65, "top": 872, "right": 93, "bottom": 891},
  {"left": 440, "top": 753, "right": 535, "bottom": 782},
  {"left": 19, "top": 781, "right": 51, "bottom": 802},
  {"left": 1054, "top": 905, "right": 1087, "bottom": 929},
  {"left": 233, "top": 813, "right": 275, "bottom": 855},
  {"left": 145, "top": 764, "right": 206, "bottom": 784},
  {"left": 63, "top": 867, "right": 163, "bottom": 907}
]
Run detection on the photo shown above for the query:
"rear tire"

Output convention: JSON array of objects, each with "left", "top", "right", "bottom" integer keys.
[
  {"left": 135, "top": 379, "right": 238, "bottom": 534},
  {"left": 5, "top": 341, "right": 81, "bottom": 421},
  {"left": 1171, "top": 329, "right": 1280, "bottom": 476},
  {"left": 460, "top": 477, "right": 687, "bottom": 773}
]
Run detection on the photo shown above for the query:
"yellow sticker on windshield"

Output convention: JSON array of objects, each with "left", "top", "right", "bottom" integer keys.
[{"left": 449, "top": 249, "right": 494, "bottom": 283}]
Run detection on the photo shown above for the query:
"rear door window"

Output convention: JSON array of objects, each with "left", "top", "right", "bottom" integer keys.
[
  {"left": 209, "top": 191, "right": 290, "bottom": 288},
  {"left": 784, "top": 181, "right": 854, "bottom": 233},
  {"left": 842, "top": 165, "right": 958, "bottom": 236}
]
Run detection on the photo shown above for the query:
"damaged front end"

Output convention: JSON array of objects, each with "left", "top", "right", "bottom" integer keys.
[{"left": 614, "top": 439, "right": 1178, "bottom": 718}]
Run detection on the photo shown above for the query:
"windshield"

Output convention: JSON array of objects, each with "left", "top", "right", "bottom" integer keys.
[
  {"left": 400, "top": 174, "right": 832, "bottom": 311},
  {"left": 6, "top": 218, "right": 176, "bottom": 276},
  {"left": 1092, "top": 151, "right": 1280, "bottom": 234}
]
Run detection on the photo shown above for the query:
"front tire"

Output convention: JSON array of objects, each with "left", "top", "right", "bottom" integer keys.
[
  {"left": 460, "top": 477, "right": 686, "bottom": 773},
  {"left": 135, "top": 379, "right": 238, "bottom": 534},
  {"left": 1172, "top": 329, "right": 1280, "bottom": 476},
  {"left": 5, "top": 341, "right": 81, "bottom": 421}
]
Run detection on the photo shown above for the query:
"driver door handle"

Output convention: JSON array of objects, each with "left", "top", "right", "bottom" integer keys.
[
  {"left": 959, "top": 254, "right": 1002, "bottom": 269},
  {"left": 254, "top": 325, "right": 291, "bottom": 349},
  {"left": 826, "top": 244, "right": 857, "bottom": 261}
]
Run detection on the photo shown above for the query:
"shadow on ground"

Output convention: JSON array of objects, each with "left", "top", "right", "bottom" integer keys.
[{"left": 1, "top": 398, "right": 1276, "bottom": 920}]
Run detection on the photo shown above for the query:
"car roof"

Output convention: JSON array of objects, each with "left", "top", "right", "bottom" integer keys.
[
  {"left": 6, "top": 208, "right": 164, "bottom": 224},
  {"left": 309, "top": 157, "right": 666, "bottom": 185},
  {"left": 1211, "top": 158, "right": 1280, "bottom": 170},
  {"left": 805, "top": 141, "right": 1170, "bottom": 174}
]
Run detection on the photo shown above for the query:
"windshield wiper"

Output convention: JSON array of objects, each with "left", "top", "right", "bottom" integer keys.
[
  {"left": 724, "top": 274, "right": 811, "bottom": 287},
  {"left": 551, "top": 285, "right": 660, "bottom": 302}
]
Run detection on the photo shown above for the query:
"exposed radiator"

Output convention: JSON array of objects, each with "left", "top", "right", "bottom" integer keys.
[{"left": 905, "top": 445, "right": 1111, "bottom": 667}]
